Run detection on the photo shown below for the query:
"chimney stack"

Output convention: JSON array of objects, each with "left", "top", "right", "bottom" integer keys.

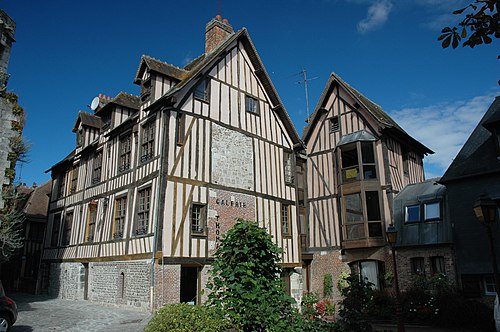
[{"left": 205, "top": 15, "right": 234, "bottom": 54}]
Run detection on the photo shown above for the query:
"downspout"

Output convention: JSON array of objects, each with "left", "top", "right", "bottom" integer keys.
[{"left": 149, "top": 105, "right": 169, "bottom": 312}]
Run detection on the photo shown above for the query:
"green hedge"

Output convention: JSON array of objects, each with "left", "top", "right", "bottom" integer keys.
[{"left": 145, "top": 303, "right": 233, "bottom": 332}]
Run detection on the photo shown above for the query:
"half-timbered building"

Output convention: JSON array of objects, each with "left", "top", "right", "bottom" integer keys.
[
  {"left": 42, "top": 16, "right": 304, "bottom": 309},
  {"left": 302, "top": 73, "right": 433, "bottom": 300}
]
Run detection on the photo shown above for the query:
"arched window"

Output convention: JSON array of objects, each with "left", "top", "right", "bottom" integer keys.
[{"left": 119, "top": 272, "right": 125, "bottom": 299}]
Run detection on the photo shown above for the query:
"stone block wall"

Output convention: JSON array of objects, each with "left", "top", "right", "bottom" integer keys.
[
  {"left": 395, "top": 245, "right": 456, "bottom": 291},
  {"left": 89, "top": 260, "right": 150, "bottom": 309},
  {"left": 48, "top": 262, "right": 85, "bottom": 300}
]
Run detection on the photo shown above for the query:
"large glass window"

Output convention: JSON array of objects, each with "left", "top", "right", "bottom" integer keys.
[
  {"left": 340, "top": 142, "right": 377, "bottom": 183},
  {"left": 350, "top": 260, "right": 383, "bottom": 290},
  {"left": 344, "top": 191, "right": 382, "bottom": 240}
]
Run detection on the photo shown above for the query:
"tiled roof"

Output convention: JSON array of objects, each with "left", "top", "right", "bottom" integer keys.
[
  {"left": 441, "top": 96, "right": 500, "bottom": 183},
  {"left": 134, "top": 55, "right": 188, "bottom": 84},
  {"left": 73, "top": 111, "right": 103, "bottom": 132},
  {"left": 110, "top": 92, "right": 140, "bottom": 110},
  {"left": 19, "top": 181, "right": 51, "bottom": 221}
]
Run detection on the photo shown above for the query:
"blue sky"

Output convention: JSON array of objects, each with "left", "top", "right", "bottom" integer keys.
[{"left": 3, "top": 0, "right": 499, "bottom": 186}]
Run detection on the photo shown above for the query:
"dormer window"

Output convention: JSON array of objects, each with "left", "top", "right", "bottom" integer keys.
[{"left": 76, "top": 129, "right": 83, "bottom": 147}]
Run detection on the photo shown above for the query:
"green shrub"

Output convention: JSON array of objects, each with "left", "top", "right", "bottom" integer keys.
[
  {"left": 145, "top": 303, "right": 232, "bottom": 332},
  {"left": 435, "top": 293, "right": 494, "bottom": 331},
  {"left": 367, "top": 289, "right": 394, "bottom": 320},
  {"left": 323, "top": 273, "right": 333, "bottom": 297},
  {"left": 336, "top": 273, "right": 373, "bottom": 332}
]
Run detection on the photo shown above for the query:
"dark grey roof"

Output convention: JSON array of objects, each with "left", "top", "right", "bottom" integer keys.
[
  {"left": 73, "top": 111, "right": 103, "bottom": 132},
  {"left": 338, "top": 130, "right": 376, "bottom": 146},
  {"left": 110, "top": 92, "right": 140, "bottom": 110},
  {"left": 440, "top": 96, "right": 500, "bottom": 183},
  {"left": 303, "top": 72, "right": 433, "bottom": 155},
  {"left": 395, "top": 178, "right": 446, "bottom": 203},
  {"left": 134, "top": 55, "right": 188, "bottom": 84},
  {"left": 17, "top": 181, "right": 51, "bottom": 221}
]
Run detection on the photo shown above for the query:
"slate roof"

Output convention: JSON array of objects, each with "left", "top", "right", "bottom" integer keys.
[
  {"left": 95, "top": 92, "right": 140, "bottom": 115},
  {"left": 440, "top": 96, "right": 500, "bottom": 183},
  {"left": 73, "top": 111, "right": 103, "bottom": 132},
  {"left": 302, "top": 72, "right": 432, "bottom": 155},
  {"left": 134, "top": 55, "right": 188, "bottom": 84}
]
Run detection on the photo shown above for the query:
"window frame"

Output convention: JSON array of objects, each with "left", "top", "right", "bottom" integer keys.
[
  {"left": 343, "top": 190, "right": 383, "bottom": 241},
  {"left": 140, "top": 121, "right": 155, "bottom": 162},
  {"left": 281, "top": 204, "right": 291, "bottom": 236},
  {"left": 283, "top": 151, "right": 295, "bottom": 185},
  {"left": 135, "top": 187, "right": 151, "bottom": 236},
  {"left": 330, "top": 116, "right": 340, "bottom": 133},
  {"left": 191, "top": 203, "right": 207, "bottom": 236},
  {"left": 245, "top": 95, "right": 260, "bottom": 115},
  {"left": 92, "top": 150, "right": 103, "bottom": 184},
  {"left": 70, "top": 164, "right": 79, "bottom": 194},
  {"left": 51, "top": 213, "right": 62, "bottom": 247},
  {"left": 410, "top": 257, "right": 425, "bottom": 276},
  {"left": 119, "top": 133, "right": 132, "bottom": 172},
  {"left": 430, "top": 256, "right": 446, "bottom": 275},
  {"left": 424, "top": 201, "right": 441, "bottom": 222},
  {"left": 86, "top": 202, "right": 98, "bottom": 243},
  {"left": 194, "top": 78, "right": 210, "bottom": 102},
  {"left": 405, "top": 204, "right": 421, "bottom": 223},
  {"left": 113, "top": 195, "right": 127, "bottom": 239},
  {"left": 176, "top": 113, "right": 185, "bottom": 146},
  {"left": 484, "top": 275, "right": 496, "bottom": 296},
  {"left": 339, "top": 141, "right": 377, "bottom": 183},
  {"left": 57, "top": 173, "right": 66, "bottom": 199},
  {"left": 62, "top": 211, "right": 73, "bottom": 246}
]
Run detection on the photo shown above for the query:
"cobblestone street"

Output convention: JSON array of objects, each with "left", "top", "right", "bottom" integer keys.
[{"left": 9, "top": 293, "right": 151, "bottom": 332}]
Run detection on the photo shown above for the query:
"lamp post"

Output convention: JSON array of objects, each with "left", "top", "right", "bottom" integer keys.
[
  {"left": 386, "top": 224, "right": 405, "bottom": 332},
  {"left": 473, "top": 194, "right": 500, "bottom": 299}
]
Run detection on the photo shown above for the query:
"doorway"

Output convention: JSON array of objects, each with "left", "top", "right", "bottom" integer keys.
[{"left": 180, "top": 266, "right": 198, "bottom": 304}]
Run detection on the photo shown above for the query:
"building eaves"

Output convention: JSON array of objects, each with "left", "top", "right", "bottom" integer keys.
[
  {"left": 45, "top": 150, "right": 75, "bottom": 173},
  {"left": 134, "top": 55, "right": 188, "bottom": 84},
  {"left": 73, "top": 111, "right": 103, "bottom": 132}
]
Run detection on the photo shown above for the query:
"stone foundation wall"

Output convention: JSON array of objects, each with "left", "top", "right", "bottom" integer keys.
[
  {"left": 153, "top": 263, "right": 181, "bottom": 308},
  {"left": 48, "top": 262, "right": 85, "bottom": 300}
]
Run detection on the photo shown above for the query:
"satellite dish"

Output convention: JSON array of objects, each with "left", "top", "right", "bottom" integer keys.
[{"left": 90, "top": 96, "right": 100, "bottom": 111}]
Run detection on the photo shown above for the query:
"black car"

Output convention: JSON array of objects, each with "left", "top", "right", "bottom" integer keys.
[{"left": 0, "top": 281, "right": 17, "bottom": 332}]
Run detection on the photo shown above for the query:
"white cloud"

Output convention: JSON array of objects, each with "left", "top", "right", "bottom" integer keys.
[
  {"left": 357, "top": 0, "right": 393, "bottom": 33},
  {"left": 389, "top": 94, "right": 497, "bottom": 177}
]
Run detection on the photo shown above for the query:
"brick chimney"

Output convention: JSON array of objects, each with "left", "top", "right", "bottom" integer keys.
[{"left": 205, "top": 15, "right": 234, "bottom": 54}]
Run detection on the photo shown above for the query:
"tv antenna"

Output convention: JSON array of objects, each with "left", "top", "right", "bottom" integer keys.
[{"left": 296, "top": 68, "right": 318, "bottom": 123}]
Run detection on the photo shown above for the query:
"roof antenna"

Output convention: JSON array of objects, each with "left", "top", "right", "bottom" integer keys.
[
  {"left": 218, "top": 0, "right": 221, "bottom": 16},
  {"left": 296, "top": 67, "right": 318, "bottom": 123}
]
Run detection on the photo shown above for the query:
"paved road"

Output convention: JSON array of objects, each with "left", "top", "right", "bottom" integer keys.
[{"left": 8, "top": 293, "right": 152, "bottom": 332}]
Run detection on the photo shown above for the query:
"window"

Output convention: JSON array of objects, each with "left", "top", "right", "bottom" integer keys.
[
  {"left": 113, "top": 196, "right": 127, "bottom": 239},
  {"left": 176, "top": 113, "right": 185, "bottom": 146},
  {"left": 191, "top": 204, "right": 206, "bottom": 235},
  {"left": 284, "top": 151, "right": 294, "bottom": 185},
  {"left": 430, "top": 256, "right": 445, "bottom": 275},
  {"left": 343, "top": 191, "right": 383, "bottom": 240},
  {"left": 340, "top": 142, "right": 377, "bottom": 183},
  {"left": 62, "top": 212, "right": 73, "bottom": 246},
  {"left": 484, "top": 276, "right": 496, "bottom": 295},
  {"left": 92, "top": 150, "right": 103, "bottom": 184},
  {"left": 405, "top": 204, "right": 420, "bottom": 223},
  {"left": 410, "top": 257, "right": 425, "bottom": 276},
  {"left": 402, "top": 150, "right": 409, "bottom": 176},
  {"left": 194, "top": 78, "right": 210, "bottom": 102},
  {"left": 424, "top": 202, "right": 441, "bottom": 221},
  {"left": 86, "top": 202, "right": 97, "bottom": 242},
  {"left": 140, "top": 121, "right": 155, "bottom": 162},
  {"left": 135, "top": 187, "right": 151, "bottom": 236},
  {"left": 245, "top": 95, "right": 260, "bottom": 115},
  {"left": 141, "top": 78, "right": 151, "bottom": 102},
  {"left": 330, "top": 116, "right": 339, "bottom": 133},
  {"left": 70, "top": 164, "right": 78, "bottom": 194},
  {"left": 76, "top": 129, "right": 83, "bottom": 147},
  {"left": 350, "top": 260, "right": 383, "bottom": 289},
  {"left": 119, "top": 134, "right": 132, "bottom": 172},
  {"left": 51, "top": 213, "right": 62, "bottom": 247},
  {"left": 57, "top": 173, "right": 66, "bottom": 199},
  {"left": 282, "top": 204, "right": 291, "bottom": 236}
]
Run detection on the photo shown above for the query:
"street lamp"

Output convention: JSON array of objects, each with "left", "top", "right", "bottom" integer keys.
[
  {"left": 386, "top": 224, "right": 405, "bottom": 332},
  {"left": 473, "top": 194, "right": 500, "bottom": 299}
]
